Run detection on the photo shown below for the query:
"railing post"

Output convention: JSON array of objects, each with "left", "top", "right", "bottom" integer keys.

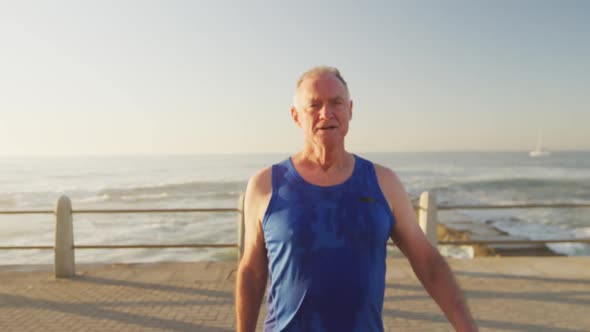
[
  {"left": 55, "top": 195, "right": 75, "bottom": 278},
  {"left": 237, "top": 193, "right": 245, "bottom": 263},
  {"left": 418, "top": 191, "right": 438, "bottom": 247}
]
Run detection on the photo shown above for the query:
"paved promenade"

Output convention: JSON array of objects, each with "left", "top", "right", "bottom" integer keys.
[{"left": 1, "top": 257, "right": 589, "bottom": 331}]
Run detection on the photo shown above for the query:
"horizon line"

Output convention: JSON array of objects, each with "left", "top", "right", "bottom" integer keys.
[{"left": 1, "top": 149, "right": 589, "bottom": 157}]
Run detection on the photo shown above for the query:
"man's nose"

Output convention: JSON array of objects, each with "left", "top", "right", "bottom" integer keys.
[{"left": 318, "top": 105, "right": 334, "bottom": 119}]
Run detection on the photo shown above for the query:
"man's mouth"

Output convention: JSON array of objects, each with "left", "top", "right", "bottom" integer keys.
[{"left": 317, "top": 126, "right": 337, "bottom": 131}]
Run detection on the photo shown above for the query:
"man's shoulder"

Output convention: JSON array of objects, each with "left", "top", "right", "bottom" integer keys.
[
  {"left": 247, "top": 166, "right": 272, "bottom": 196},
  {"left": 245, "top": 166, "right": 275, "bottom": 221},
  {"left": 371, "top": 162, "right": 398, "bottom": 183},
  {"left": 247, "top": 158, "right": 292, "bottom": 192},
  {"left": 368, "top": 162, "right": 405, "bottom": 201}
]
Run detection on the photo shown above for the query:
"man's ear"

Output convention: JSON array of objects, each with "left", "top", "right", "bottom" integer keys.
[{"left": 291, "top": 106, "right": 302, "bottom": 128}]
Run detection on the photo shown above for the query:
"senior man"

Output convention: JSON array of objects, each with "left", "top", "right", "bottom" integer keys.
[{"left": 236, "top": 66, "right": 477, "bottom": 332}]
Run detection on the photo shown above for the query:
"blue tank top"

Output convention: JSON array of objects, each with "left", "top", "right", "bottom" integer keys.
[{"left": 262, "top": 155, "right": 396, "bottom": 332}]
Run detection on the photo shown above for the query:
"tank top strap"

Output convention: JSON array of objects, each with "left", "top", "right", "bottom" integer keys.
[
  {"left": 351, "top": 155, "right": 376, "bottom": 187},
  {"left": 271, "top": 158, "right": 292, "bottom": 190}
]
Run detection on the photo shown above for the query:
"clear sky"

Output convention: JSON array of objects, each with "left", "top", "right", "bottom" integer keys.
[{"left": 1, "top": 1, "right": 588, "bottom": 155}]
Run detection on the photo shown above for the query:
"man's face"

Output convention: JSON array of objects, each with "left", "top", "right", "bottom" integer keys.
[{"left": 292, "top": 73, "right": 353, "bottom": 148}]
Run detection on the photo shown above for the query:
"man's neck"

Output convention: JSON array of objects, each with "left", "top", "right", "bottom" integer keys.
[{"left": 297, "top": 145, "right": 352, "bottom": 173}]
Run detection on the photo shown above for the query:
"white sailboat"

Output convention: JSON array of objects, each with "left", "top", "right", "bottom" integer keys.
[{"left": 529, "top": 131, "right": 551, "bottom": 157}]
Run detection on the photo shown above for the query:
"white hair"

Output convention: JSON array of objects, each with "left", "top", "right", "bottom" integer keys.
[{"left": 292, "top": 66, "right": 350, "bottom": 111}]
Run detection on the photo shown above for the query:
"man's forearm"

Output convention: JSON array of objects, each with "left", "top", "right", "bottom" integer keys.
[
  {"left": 416, "top": 255, "right": 477, "bottom": 331},
  {"left": 236, "top": 266, "right": 267, "bottom": 332}
]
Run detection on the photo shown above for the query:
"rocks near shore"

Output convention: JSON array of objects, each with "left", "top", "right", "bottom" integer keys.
[{"left": 437, "top": 210, "right": 559, "bottom": 257}]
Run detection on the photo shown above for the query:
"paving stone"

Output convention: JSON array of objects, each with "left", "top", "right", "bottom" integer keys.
[{"left": 0, "top": 258, "right": 588, "bottom": 331}]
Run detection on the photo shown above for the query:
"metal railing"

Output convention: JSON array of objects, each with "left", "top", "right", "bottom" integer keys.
[
  {"left": 414, "top": 192, "right": 590, "bottom": 246},
  {"left": 0, "top": 195, "right": 245, "bottom": 277},
  {"left": 1, "top": 191, "right": 589, "bottom": 277},
  {"left": 438, "top": 203, "right": 590, "bottom": 210},
  {"left": 0, "top": 207, "right": 243, "bottom": 250}
]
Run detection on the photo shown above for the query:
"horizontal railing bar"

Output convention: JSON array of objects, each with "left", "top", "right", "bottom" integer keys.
[
  {"left": 4, "top": 238, "right": 588, "bottom": 250},
  {"left": 3, "top": 204, "right": 588, "bottom": 215},
  {"left": 0, "top": 244, "right": 238, "bottom": 250},
  {"left": 73, "top": 244, "right": 237, "bottom": 249},
  {"left": 439, "top": 238, "right": 590, "bottom": 245},
  {"left": 438, "top": 203, "right": 590, "bottom": 210},
  {"left": 72, "top": 208, "right": 240, "bottom": 214},
  {"left": 0, "top": 246, "right": 53, "bottom": 250},
  {"left": 0, "top": 208, "right": 241, "bottom": 215},
  {"left": 388, "top": 238, "right": 590, "bottom": 246},
  {"left": 0, "top": 210, "right": 53, "bottom": 215}
]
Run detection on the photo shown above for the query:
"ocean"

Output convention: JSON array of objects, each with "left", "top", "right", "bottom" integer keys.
[{"left": 1, "top": 152, "right": 589, "bottom": 265}]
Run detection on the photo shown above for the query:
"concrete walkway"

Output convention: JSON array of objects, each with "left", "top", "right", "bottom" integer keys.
[{"left": 1, "top": 257, "right": 589, "bottom": 331}]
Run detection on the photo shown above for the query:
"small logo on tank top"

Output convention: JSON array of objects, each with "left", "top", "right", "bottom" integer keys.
[{"left": 359, "top": 196, "right": 376, "bottom": 203}]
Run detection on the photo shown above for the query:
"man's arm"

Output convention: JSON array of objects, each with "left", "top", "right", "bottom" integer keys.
[
  {"left": 236, "top": 168, "right": 272, "bottom": 332},
  {"left": 375, "top": 165, "right": 477, "bottom": 332}
]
